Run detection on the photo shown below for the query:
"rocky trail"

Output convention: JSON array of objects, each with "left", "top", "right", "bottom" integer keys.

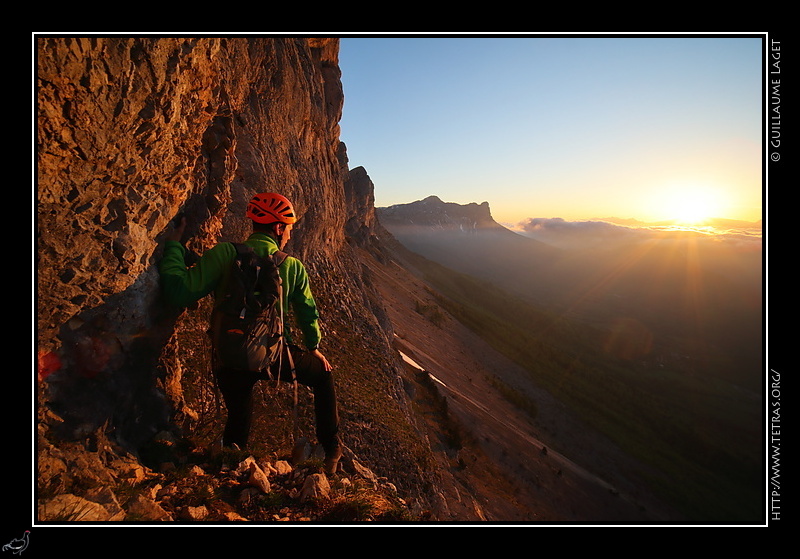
[{"left": 37, "top": 407, "right": 414, "bottom": 523}]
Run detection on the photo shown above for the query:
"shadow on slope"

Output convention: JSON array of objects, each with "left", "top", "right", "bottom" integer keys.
[
  {"left": 357, "top": 230, "right": 684, "bottom": 522},
  {"left": 368, "top": 225, "right": 763, "bottom": 524}
]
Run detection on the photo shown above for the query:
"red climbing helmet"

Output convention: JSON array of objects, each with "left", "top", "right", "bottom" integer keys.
[{"left": 246, "top": 192, "right": 298, "bottom": 224}]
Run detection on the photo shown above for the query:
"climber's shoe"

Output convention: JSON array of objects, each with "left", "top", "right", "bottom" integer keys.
[{"left": 323, "top": 445, "right": 343, "bottom": 476}]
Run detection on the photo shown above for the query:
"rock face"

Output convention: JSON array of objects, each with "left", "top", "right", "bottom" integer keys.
[{"left": 35, "top": 37, "right": 399, "bottom": 467}]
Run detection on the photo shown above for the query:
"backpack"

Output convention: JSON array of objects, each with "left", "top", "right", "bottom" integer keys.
[{"left": 210, "top": 242, "right": 289, "bottom": 373}]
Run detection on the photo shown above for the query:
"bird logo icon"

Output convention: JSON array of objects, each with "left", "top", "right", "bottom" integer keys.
[{"left": 2, "top": 531, "right": 29, "bottom": 555}]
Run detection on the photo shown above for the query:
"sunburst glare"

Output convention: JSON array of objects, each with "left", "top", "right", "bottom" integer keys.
[{"left": 654, "top": 183, "right": 729, "bottom": 226}]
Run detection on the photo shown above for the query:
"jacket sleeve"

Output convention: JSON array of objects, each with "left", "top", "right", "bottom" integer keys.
[
  {"left": 159, "top": 241, "right": 232, "bottom": 308},
  {"left": 285, "top": 257, "right": 322, "bottom": 350}
]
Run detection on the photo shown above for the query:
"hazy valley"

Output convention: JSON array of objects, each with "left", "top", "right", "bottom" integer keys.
[{"left": 377, "top": 195, "right": 764, "bottom": 522}]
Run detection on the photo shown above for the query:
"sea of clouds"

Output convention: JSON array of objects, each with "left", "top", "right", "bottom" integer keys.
[{"left": 509, "top": 217, "right": 762, "bottom": 251}]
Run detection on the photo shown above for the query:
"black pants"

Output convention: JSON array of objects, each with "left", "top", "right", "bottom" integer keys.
[{"left": 214, "top": 345, "right": 339, "bottom": 454}]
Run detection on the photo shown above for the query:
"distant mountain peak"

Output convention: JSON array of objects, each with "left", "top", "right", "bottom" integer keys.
[{"left": 378, "top": 196, "right": 498, "bottom": 230}]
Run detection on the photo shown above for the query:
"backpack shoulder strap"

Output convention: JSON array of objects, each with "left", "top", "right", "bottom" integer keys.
[
  {"left": 272, "top": 250, "right": 288, "bottom": 267},
  {"left": 232, "top": 242, "right": 285, "bottom": 264}
]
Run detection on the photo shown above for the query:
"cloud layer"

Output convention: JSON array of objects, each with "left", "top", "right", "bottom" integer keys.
[{"left": 511, "top": 216, "right": 762, "bottom": 250}]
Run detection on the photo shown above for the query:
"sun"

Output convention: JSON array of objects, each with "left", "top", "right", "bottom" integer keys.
[
  {"left": 655, "top": 183, "right": 726, "bottom": 225},
  {"left": 671, "top": 193, "right": 716, "bottom": 224}
]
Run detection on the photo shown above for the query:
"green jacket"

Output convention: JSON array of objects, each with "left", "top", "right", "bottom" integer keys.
[{"left": 159, "top": 232, "right": 322, "bottom": 350}]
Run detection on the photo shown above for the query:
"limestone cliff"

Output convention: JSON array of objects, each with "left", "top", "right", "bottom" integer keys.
[
  {"left": 378, "top": 195, "right": 500, "bottom": 230},
  {"left": 36, "top": 36, "right": 432, "bottom": 513}
]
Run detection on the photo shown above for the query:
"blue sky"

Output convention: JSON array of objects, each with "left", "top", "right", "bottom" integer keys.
[{"left": 338, "top": 35, "right": 764, "bottom": 226}]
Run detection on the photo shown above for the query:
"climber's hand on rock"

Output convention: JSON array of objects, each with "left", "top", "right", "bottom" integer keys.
[{"left": 167, "top": 215, "right": 187, "bottom": 243}]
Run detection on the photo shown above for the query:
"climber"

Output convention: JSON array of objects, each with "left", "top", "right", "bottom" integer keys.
[{"left": 159, "top": 192, "right": 342, "bottom": 475}]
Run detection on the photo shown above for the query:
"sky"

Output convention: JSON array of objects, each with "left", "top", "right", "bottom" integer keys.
[{"left": 337, "top": 35, "right": 764, "bottom": 227}]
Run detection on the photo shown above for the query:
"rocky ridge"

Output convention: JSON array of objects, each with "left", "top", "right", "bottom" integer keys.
[
  {"left": 378, "top": 195, "right": 501, "bottom": 231},
  {"left": 35, "top": 36, "right": 445, "bottom": 526}
]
